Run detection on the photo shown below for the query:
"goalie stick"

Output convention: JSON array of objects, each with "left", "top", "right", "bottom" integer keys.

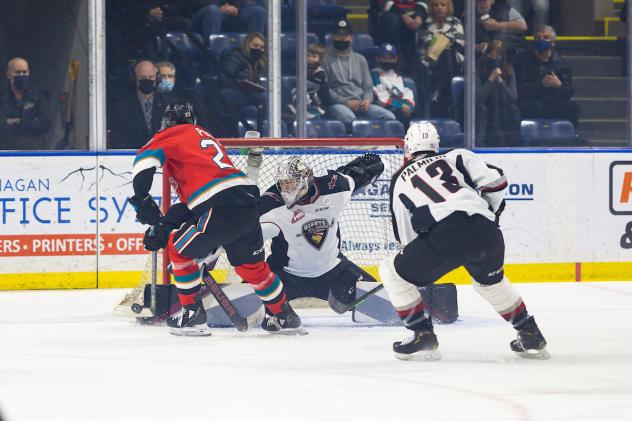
[
  {"left": 201, "top": 265, "right": 249, "bottom": 332},
  {"left": 328, "top": 283, "right": 384, "bottom": 314}
]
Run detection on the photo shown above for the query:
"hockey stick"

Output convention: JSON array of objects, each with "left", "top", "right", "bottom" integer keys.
[
  {"left": 201, "top": 266, "right": 249, "bottom": 332},
  {"left": 328, "top": 284, "right": 384, "bottom": 314}
]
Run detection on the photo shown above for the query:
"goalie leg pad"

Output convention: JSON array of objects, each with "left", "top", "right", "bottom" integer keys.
[{"left": 472, "top": 277, "right": 529, "bottom": 327}]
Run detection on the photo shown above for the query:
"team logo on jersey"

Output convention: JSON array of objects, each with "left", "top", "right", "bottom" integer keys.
[
  {"left": 328, "top": 174, "right": 338, "bottom": 190},
  {"left": 301, "top": 219, "right": 329, "bottom": 249},
  {"left": 291, "top": 208, "right": 305, "bottom": 223}
]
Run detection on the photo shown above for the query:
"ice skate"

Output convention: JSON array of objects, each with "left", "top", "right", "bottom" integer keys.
[
  {"left": 393, "top": 322, "right": 441, "bottom": 361},
  {"left": 511, "top": 316, "right": 549, "bottom": 359},
  {"left": 168, "top": 302, "right": 212, "bottom": 337},
  {"left": 261, "top": 302, "right": 307, "bottom": 335}
]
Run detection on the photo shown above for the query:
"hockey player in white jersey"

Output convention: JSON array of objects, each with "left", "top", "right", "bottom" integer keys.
[
  {"left": 258, "top": 154, "right": 384, "bottom": 316},
  {"left": 380, "top": 122, "right": 548, "bottom": 360}
]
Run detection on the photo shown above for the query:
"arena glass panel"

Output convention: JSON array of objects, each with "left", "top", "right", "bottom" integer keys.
[
  {"left": 473, "top": 0, "right": 630, "bottom": 149},
  {"left": 0, "top": 1, "right": 89, "bottom": 152}
]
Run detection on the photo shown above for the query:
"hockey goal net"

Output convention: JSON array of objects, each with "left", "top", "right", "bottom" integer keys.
[{"left": 116, "top": 137, "right": 404, "bottom": 315}]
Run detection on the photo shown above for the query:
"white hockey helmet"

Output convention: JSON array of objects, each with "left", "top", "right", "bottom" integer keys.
[
  {"left": 403, "top": 121, "right": 440, "bottom": 158},
  {"left": 275, "top": 156, "right": 313, "bottom": 207}
]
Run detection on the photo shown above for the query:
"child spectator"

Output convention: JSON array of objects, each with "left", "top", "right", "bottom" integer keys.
[
  {"left": 371, "top": 43, "right": 416, "bottom": 126},
  {"left": 476, "top": 40, "right": 521, "bottom": 146},
  {"left": 287, "top": 44, "right": 331, "bottom": 120}
]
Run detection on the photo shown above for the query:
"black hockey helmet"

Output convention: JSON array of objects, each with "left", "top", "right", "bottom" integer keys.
[{"left": 161, "top": 102, "right": 197, "bottom": 130}]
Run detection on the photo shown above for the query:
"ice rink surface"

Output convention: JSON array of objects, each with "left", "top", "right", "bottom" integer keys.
[{"left": 0, "top": 282, "right": 631, "bottom": 421}]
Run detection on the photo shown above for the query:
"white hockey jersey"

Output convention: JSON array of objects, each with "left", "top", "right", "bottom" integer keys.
[
  {"left": 390, "top": 149, "right": 507, "bottom": 246},
  {"left": 259, "top": 171, "right": 356, "bottom": 278}
]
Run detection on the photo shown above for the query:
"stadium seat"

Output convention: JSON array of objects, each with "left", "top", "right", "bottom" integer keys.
[
  {"left": 238, "top": 120, "right": 289, "bottom": 138},
  {"left": 163, "top": 31, "right": 212, "bottom": 88},
  {"left": 520, "top": 119, "right": 581, "bottom": 146},
  {"left": 210, "top": 32, "right": 247, "bottom": 58},
  {"left": 283, "top": 0, "right": 349, "bottom": 39},
  {"left": 293, "top": 119, "right": 347, "bottom": 138},
  {"left": 451, "top": 77, "right": 464, "bottom": 107},
  {"left": 351, "top": 120, "right": 405, "bottom": 138},
  {"left": 411, "top": 119, "right": 463, "bottom": 148},
  {"left": 281, "top": 32, "right": 320, "bottom": 56}
]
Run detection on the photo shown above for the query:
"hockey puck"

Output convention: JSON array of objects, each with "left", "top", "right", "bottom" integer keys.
[{"left": 131, "top": 303, "right": 143, "bottom": 314}]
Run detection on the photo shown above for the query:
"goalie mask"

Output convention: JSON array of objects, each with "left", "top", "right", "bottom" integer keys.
[
  {"left": 161, "top": 102, "right": 197, "bottom": 130},
  {"left": 404, "top": 121, "right": 440, "bottom": 158},
  {"left": 276, "top": 156, "right": 313, "bottom": 207}
]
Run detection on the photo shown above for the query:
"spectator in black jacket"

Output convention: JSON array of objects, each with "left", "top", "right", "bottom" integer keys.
[
  {"left": 219, "top": 32, "right": 266, "bottom": 119},
  {"left": 108, "top": 59, "right": 169, "bottom": 149},
  {"left": 0, "top": 57, "right": 51, "bottom": 150},
  {"left": 476, "top": 40, "right": 521, "bottom": 146},
  {"left": 377, "top": 1, "right": 427, "bottom": 75},
  {"left": 514, "top": 25, "right": 579, "bottom": 128}
]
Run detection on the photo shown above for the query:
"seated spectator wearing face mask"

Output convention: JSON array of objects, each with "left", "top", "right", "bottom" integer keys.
[
  {"left": 0, "top": 57, "right": 51, "bottom": 150},
  {"left": 323, "top": 20, "right": 396, "bottom": 131},
  {"left": 476, "top": 40, "right": 521, "bottom": 147},
  {"left": 371, "top": 43, "right": 416, "bottom": 126},
  {"left": 219, "top": 32, "right": 267, "bottom": 120},
  {"left": 157, "top": 61, "right": 209, "bottom": 128},
  {"left": 108, "top": 59, "right": 168, "bottom": 149},
  {"left": 514, "top": 25, "right": 579, "bottom": 128}
]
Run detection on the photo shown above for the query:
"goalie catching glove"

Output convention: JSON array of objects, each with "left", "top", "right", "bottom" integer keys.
[
  {"left": 128, "top": 194, "right": 162, "bottom": 226},
  {"left": 336, "top": 153, "right": 384, "bottom": 192}
]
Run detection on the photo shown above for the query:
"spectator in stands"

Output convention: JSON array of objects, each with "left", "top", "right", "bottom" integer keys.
[
  {"left": 108, "top": 60, "right": 168, "bottom": 149},
  {"left": 157, "top": 61, "right": 209, "bottom": 127},
  {"left": 377, "top": 1, "right": 427, "bottom": 75},
  {"left": 416, "top": 0, "right": 464, "bottom": 117},
  {"left": 323, "top": 20, "right": 396, "bottom": 131},
  {"left": 476, "top": 40, "right": 521, "bottom": 146},
  {"left": 287, "top": 44, "right": 331, "bottom": 120},
  {"left": 0, "top": 57, "right": 51, "bottom": 150},
  {"left": 514, "top": 25, "right": 579, "bottom": 129},
  {"left": 476, "top": 0, "right": 528, "bottom": 59},
  {"left": 371, "top": 43, "right": 415, "bottom": 126},
  {"left": 508, "top": 0, "right": 549, "bottom": 30},
  {"left": 219, "top": 32, "right": 266, "bottom": 119},
  {"left": 195, "top": 0, "right": 267, "bottom": 40}
]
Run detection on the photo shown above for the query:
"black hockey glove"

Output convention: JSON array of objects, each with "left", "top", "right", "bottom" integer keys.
[
  {"left": 129, "top": 194, "right": 162, "bottom": 226},
  {"left": 143, "top": 222, "right": 173, "bottom": 252},
  {"left": 494, "top": 199, "right": 506, "bottom": 226},
  {"left": 337, "top": 153, "right": 384, "bottom": 193}
]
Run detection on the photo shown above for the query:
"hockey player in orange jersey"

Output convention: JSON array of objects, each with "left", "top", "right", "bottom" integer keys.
[{"left": 129, "top": 102, "right": 301, "bottom": 336}]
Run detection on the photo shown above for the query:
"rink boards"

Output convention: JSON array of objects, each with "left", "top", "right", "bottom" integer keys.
[{"left": 0, "top": 148, "right": 631, "bottom": 289}]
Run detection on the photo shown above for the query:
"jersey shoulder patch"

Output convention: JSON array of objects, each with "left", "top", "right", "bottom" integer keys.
[
  {"left": 315, "top": 171, "right": 351, "bottom": 196},
  {"left": 260, "top": 185, "right": 285, "bottom": 214}
]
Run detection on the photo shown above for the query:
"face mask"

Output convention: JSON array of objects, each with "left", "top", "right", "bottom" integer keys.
[
  {"left": 381, "top": 62, "right": 397, "bottom": 71},
  {"left": 486, "top": 58, "right": 502, "bottom": 69},
  {"left": 13, "top": 75, "right": 30, "bottom": 91},
  {"left": 157, "top": 79, "right": 175, "bottom": 93},
  {"left": 333, "top": 40, "right": 350, "bottom": 51},
  {"left": 308, "top": 62, "right": 319, "bottom": 71},
  {"left": 250, "top": 48, "right": 263, "bottom": 61},
  {"left": 535, "top": 39, "right": 552, "bottom": 53},
  {"left": 138, "top": 78, "right": 155, "bottom": 95}
]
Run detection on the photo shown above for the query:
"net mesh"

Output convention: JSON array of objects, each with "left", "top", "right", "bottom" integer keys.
[{"left": 211, "top": 143, "right": 404, "bottom": 283}]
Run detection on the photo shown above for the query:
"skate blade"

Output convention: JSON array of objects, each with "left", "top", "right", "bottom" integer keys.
[
  {"left": 169, "top": 326, "right": 213, "bottom": 337},
  {"left": 268, "top": 327, "right": 309, "bottom": 336},
  {"left": 394, "top": 349, "right": 441, "bottom": 361},
  {"left": 515, "top": 348, "right": 550, "bottom": 360}
]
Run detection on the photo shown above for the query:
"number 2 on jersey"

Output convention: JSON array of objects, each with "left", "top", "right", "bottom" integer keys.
[
  {"left": 200, "top": 138, "right": 233, "bottom": 169},
  {"left": 411, "top": 159, "right": 462, "bottom": 203}
]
